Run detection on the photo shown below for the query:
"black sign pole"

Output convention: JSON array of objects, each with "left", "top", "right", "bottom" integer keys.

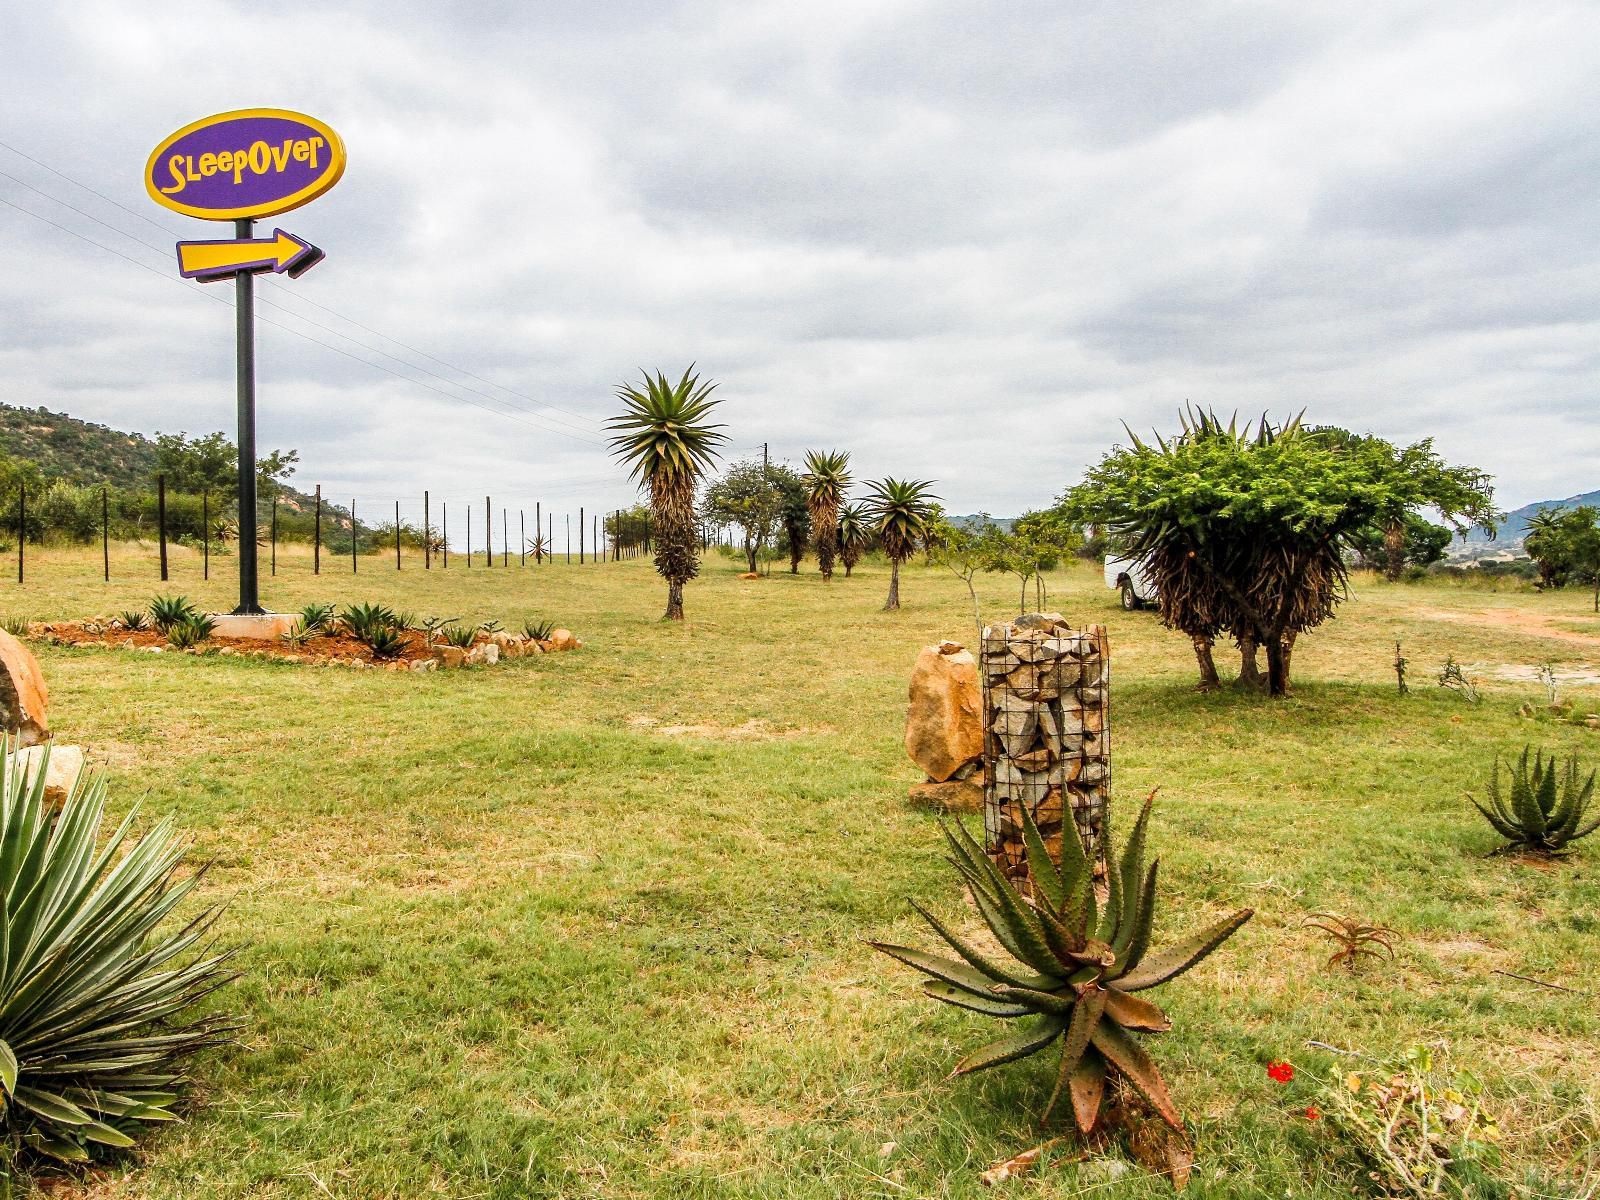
[{"left": 233, "top": 216, "right": 263, "bottom": 614}]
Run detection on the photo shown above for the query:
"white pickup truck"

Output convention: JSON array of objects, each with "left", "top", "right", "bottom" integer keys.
[{"left": 1105, "top": 555, "right": 1158, "bottom": 611}]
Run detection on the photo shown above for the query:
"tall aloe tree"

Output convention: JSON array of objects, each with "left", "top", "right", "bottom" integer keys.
[
  {"left": 802, "top": 450, "right": 852, "bottom": 581},
  {"left": 608, "top": 367, "right": 727, "bottom": 620},
  {"left": 865, "top": 477, "right": 938, "bottom": 611},
  {"left": 838, "top": 502, "right": 869, "bottom": 577}
]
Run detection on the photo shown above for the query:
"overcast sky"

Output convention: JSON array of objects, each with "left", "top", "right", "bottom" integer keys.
[{"left": 1, "top": 1, "right": 1595, "bottom": 531}]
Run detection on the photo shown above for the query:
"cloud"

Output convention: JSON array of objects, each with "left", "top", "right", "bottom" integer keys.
[{"left": 0, "top": 0, "right": 1594, "bottom": 526}]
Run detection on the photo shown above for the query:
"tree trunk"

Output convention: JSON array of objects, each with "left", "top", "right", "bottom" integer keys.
[
  {"left": 1383, "top": 520, "right": 1405, "bottom": 582},
  {"left": 1193, "top": 636, "right": 1220, "bottom": 691},
  {"left": 1264, "top": 632, "right": 1290, "bottom": 696},
  {"left": 664, "top": 579, "right": 685, "bottom": 621},
  {"left": 1238, "top": 635, "right": 1262, "bottom": 688},
  {"left": 884, "top": 558, "right": 901, "bottom": 611},
  {"left": 744, "top": 539, "right": 758, "bottom": 573}
]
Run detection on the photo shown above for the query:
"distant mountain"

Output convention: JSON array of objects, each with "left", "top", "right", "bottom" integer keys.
[
  {"left": 949, "top": 513, "right": 1016, "bottom": 533},
  {"left": 1450, "top": 490, "right": 1600, "bottom": 561}
]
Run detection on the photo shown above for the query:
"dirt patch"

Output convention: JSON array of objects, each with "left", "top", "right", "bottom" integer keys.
[
  {"left": 1489, "top": 663, "right": 1600, "bottom": 686},
  {"left": 1422, "top": 607, "right": 1600, "bottom": 647},
  {"left": 627, "top": 716, "right": 825, "bottom": 740}
]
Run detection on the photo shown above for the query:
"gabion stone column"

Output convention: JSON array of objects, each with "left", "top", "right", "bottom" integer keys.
[{"left": 981, "top": 616, "right": 1110, "bottom": 890}]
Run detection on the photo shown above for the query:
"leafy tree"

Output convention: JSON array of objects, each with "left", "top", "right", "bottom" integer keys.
[
  {"left": 802, "top": 450, "right": 851, "bottom": 581},
  {"left": 153, "top": 431, "right": 299, "bottom": 506},
  {"left": 1063, "top": 409, "right": 1497, "bottom": 696},
  {"left": 986, "top": 511, "right": 1083, "bottom": 614},
  {"left": 604, "top": 504, "right": 653, "bottom": 555},
  {"left": 865, "top": 478, "right": 938, "bottom": 611},
  {"left": 1525, "top": 506, "right": 1600, "bottom": 609},
  {"left": 607, "top": 366, "right": 727, "bottom": 620},
  {"left": 1349, "top": 513, "right": 1453, "bottom": 576},
  {"left": 701, "top": 460, "right": 797, "bottom": 573},
  {"left": 932, "top": 514, "right": 1007, "bottom": 638},
  {"left": 779, "top": 474, "right": 810, "bottom": 575}
]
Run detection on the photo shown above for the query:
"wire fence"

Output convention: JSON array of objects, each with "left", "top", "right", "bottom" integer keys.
[{"left": 2, "top": 477, "right": 750, "bottom": 585}]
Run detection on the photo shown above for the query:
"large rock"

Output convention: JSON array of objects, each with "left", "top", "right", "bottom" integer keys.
[
  {"left": 548, "top": 629, "right": 580, "bottom": 652},
  {"left": 905, "top": 643, "right": 983, "bottom": 782},
  {"left": 908, "top": 779, "right": 983, "bottom": 813},
  {"left": 0, "top": 629, "right": 49, "bottom": 746},
  {"left": 8, "top": 743, "right": 85, "bottom": 809}
]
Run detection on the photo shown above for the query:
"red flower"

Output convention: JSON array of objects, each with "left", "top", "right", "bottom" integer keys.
[
  {"left": 1267, "top": 1061, "right": 1295, "bottom": 1084},
  {"left": 1304, "top": 1106, "right": 1321, "bottom": 1120}
]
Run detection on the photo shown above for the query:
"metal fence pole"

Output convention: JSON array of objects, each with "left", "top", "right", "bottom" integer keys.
[
  {"left": 396, "top": 499, "right": 402, "bottom": 570},
  {"left": 271, "top": 497, "right": 278, "bottom": 576},
  {"left": 485, "top": 496, "right": 492, "bottom": 568},
  {"left": 16, "top": 479, "right": 24, "bottom": 585},
  {"left": 503, "top": 507, "right": 508, "bottom": 566},
  {"left": 580, "top": 506, "right": 585, "bottom": 564},
  {"left": 424, "top": 491, "right": 431, "bottom": 569},
  {"left": 314, "top": 484, "right": 322, "bottom": 575},
  {"left": 157, "top": 474, "right": 168, "bottom": 581},
  {"left": 102, "top": 485, "right": 110, "bottom": 581},
  {"left": 352, "top": 499, "right": 358, "bottom": 574},
  {"left": 203, "top": 491, "right": 210, "bottom": 581},
  {"left": 520, "top": 509, "right": 526, "bottom": 566},
  {"left": 467, "top": 506, "right": 472, "bottom": 568},
  {"left": 536, "top": 502, "right": 542, "bottom": 563},
  {"left": 443, "top": 502, "right": 449, "bottom": 568}
]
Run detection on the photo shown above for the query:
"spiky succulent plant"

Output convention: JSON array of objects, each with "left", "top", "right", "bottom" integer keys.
[
  {"left": 1470, "top": 746, "right": 1596, "bottom": 854},
  {"left": 147, "top": 595, "right": 198, "bottom": 634},
  {"left": 871, "top": 797, "right": 1251, "bottom": 1137}
]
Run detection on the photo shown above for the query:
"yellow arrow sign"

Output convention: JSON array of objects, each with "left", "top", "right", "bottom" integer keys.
[{"left": 176, "top": 228, "right": 322, "bottom": 282}]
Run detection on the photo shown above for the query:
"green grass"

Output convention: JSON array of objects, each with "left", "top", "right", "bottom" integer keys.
[{"left": 7, "top": 542, "right": 1600, "bottom": 1197}]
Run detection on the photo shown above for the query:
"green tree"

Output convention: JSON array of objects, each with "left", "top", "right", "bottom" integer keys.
[
  {"left": 607, "top": 366, "right": 727, "bottom": 620},
  {"left": 986, "top": 511, "right": 1083, "bottom": 614},
  {"left": 701, "top": 459, "right": 796, "bottom": 573},
  {"left": 1349, "top": 513, "right": 1453, "bottom": 576},
  {"left": 864, "top": 478, "right": 938, "bottom": 611},
  {"left": 153, "top": 431, "right": 299, "bottom": 506},
  {"left": 1063, "top": 409, "right": 1497, "bottom": 696},
  {"left": 837, "top": 501, "right": 871, "bottom": 577},
  {"left": 802, "top": 450, "right": 851, "bottom": 581},
  {"left": 779, "top": 474, "right": 810, "bottom": 575},
  {"left": 1525, "top": 506, "right": 1600, "bottom": 609}
]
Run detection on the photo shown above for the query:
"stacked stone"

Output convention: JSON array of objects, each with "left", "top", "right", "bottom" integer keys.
[{"left": 980, "top": 615, "right": 1110, "bottom": 890}]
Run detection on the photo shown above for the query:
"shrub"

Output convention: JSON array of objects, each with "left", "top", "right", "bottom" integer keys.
[
  {"left": 1303, "top": 912, "right": 1399, "bottom": 971},
  {"left": 1469, "top": 747, "right": 1597, "bottom": 854},
  {"left": 166, "top": 614, "right": 216, "bottom": 649},
  {"left": 870, "top": 796, "right": 1252, "bottom": 1176},
  {"left": 148, "top": 595, "right": 198, "bottom": 634},
  {"left": 297, "top": 603, "right": 335, "bottom": 636},
  {"left": 0, "top": 743, "right": 236, "bottom": 1170}
]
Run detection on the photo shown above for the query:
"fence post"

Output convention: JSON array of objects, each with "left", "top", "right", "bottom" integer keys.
[
  {"left": 314, "top": 484, "right": 322, "bottom": 575},
  {"left": 549, "top": 512, "right": 554, "bottom": 563},
  {"left": 203, "top": 491, "right": 210, "bottom": 581},
  {"left": 17, "top": 479, "right": 24, "bottom": 585},
  {"left": 352, "top": 499, "right": 358, "bottom": 574},
  {"left": 271, "top": 497, "right": 278, "bottom": 576},
  {"left": 520, "top": 510, "right": 526, "bottom": 565},
  {"left": 102, "top": 485, "right": 110, "bottom": 582},
  {"left": 566, "top": 514, "right": 571, "bottom": 564},
  {"left": 484, "top": 496, "right": 492, "bottom": 568},
  {"left": 443, "top": 502, "right": 449, "bottom": 568},
  {"left": 424, "top": 491, "right": 431, "bottom": 569},
  {"left": 594, "top": 513, "right": 599, "bottom": 562},
  {"left": 580, "top": 506, "right": 585, "bottom": 564},
  {"left": 156, "top": 474, "right": 168, "bottom": 581},
  {"left": 536, "top": 502, "right": 542, "bottom": 563},
  {"left": 502, "top": 507, "right": 508, "bottom": 566},
  {"left": 396, "top": 499, "right": 402, "bottom": 570},
  {"left": 467, "top": 506, "right": 472, "bottom": 568}
]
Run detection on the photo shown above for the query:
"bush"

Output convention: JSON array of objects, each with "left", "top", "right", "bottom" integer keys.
[{"left": 0, "top": 743, "right": 235, "bottom": 1172}]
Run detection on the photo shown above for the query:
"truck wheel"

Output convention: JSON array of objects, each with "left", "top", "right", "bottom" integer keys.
[{"left": 1120, "top": 582, "right": 1140, "bottom": 611}]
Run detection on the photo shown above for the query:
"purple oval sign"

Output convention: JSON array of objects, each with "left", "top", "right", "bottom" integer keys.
[{"left": 145, "top": 108, "right": 346, "bottom": 221}]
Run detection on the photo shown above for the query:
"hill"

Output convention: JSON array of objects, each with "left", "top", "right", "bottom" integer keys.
[{"left": 0, "top": 404, "right": 161, "bottom": 491}]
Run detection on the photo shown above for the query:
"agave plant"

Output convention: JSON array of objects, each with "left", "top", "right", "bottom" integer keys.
[
  {"left": 607, "top": 366, "right": 728, "bottom": 621},
  {"left": 522, "top": 619, "right": 555, "bottom": 642},
  {"left": 0, "top": 742, "right": 236, "bottom": 1165},
  {"left": 362, "top": 626, "right": 408, "bottom": 660},
  {"left": 297, "top": 603, "right": 335, "bottom": 637},
  {"left": 871, "top": 796, "right": 1251, "bottom": 1142},
  {"left": 441, "top": 624, "right": 477, "bottom": 650},
  {"left": 166, "top": 614, "right": 216, "bottom": 649},
  {"left": 339, "top": 602, "right": 397, "bottom": 643},
  {"left": 116, "top": 610, "right": 151, "bottom": 632},
  {"left": 1469, "top": 746, "right": 1597, "bottom": 854},
  {"left": 838, "top": 502, "right": 870, "bottom": 578},
  {"left": 0, "top": 616, "right": 28, "bottom": 639},
  {"left": 148, "top": 595, "right": 198, "bottom": 634},
  {"left": 802, "top": 450, "right": 852, "bottom": 582}
]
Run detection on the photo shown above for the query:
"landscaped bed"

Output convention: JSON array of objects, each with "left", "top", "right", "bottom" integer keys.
[{"left": 28, "top": 617, "right": 580, "bottom": 670}]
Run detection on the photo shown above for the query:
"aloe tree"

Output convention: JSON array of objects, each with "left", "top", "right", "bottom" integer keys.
[
  {"left": 608, "top": 367, "right": 728, "bottom": 620},
  {"left": 802, "top": 450, "right": 852, "bottom": 581},
  {"left": 865, "top": 478, "right": 937, "bottom": 611},
  {"left": 838, "top": 502, "right": 869, "bottom": 577}
]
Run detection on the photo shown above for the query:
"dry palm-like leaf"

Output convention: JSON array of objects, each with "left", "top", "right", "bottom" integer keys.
[
  {"left": 803, "top": 450, "right": 852, "bottom": 581},
  {"left": 870, "top": 793, "right": 1251, "bottom": 1188},
  {"left": 1303, "top": 912, "right": 1400, "bottom": 971}
]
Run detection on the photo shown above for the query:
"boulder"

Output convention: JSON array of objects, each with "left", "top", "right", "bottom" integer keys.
[
  {"left": 740, "top": 572, "right": 761, "bottom": 580},
  {"left": 905, "top": 644, "right": 983, "bottom": 782},
  {"left": 0, "top": 629, "right": 49, "bottom": 746},
  {"left": 8, "top": 743, "right": 85, "bottom": 809},
  {"left": 908, "top": 779, "right": 983, "bottom": 813},
  {"left": 409, "top": 658, "right": 438, "bottom": 673},
  {"left": 438, "top": 647, "right": 467, "bottom": 669},
  {"left": 549, "top": 628, "right": 579, "bottom": 652}
]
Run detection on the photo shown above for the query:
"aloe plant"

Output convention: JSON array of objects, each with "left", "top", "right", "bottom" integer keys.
[
  {"left": 522, "top": 619, "right": 555, "bottom": 642},
  {"left": 297, "top": 603, "right": 335, "bottom": 636},
  {"left": 441, "top": 624, "right": 476, "bottom": 650},
  {"left": 116, "top": 610, "right": 150, "bottom": 632},
  {"left": 0, "top": 742, "right": 236, "bottom": 1166},
  {"left": 871, "top": 796, "right": 1251, "bottom": 1138},
  {"left": 148, "top": 595, "right": 198, "bottom": 634},
  {"left": 362, "top": 626, "right": 408, "bottom": 660},
  {"left": 1470, "top": 747, "right": 1597, "bottom": 854},
  {"left": 338, "top": 603, "right": 397, "bottom": 643}
]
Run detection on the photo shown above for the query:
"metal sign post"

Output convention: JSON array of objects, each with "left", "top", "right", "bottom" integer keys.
[{"left": 146, "top": 107, "right": 344, "bottom": 615}]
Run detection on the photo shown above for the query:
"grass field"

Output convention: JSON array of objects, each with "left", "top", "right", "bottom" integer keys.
[{"left": 7, "top": 542, "right": 1600, "bottom": 1198}]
